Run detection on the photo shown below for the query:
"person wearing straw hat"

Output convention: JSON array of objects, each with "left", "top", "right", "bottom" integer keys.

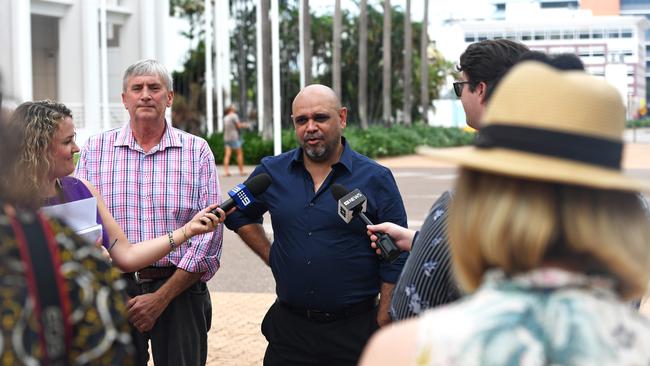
[
  {"left": 360, "top": 62, "right": 650, "bottom": 365},
  {"left": 369, "top": 39, "right": 530, "bottom": 320}
]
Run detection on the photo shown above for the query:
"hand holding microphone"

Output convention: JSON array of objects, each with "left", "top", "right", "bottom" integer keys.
[
  {"left": 209, "top": 173, "right": 272, "bottom": 219},
  {"left": 186, "top": 204, "right": 225, "bottom": 235},
  {"left": 366, "top": 222, "right": 416, "bottom": 253},
  {"left": 331, "top": 184, "right": 402, "bottom": 263}
]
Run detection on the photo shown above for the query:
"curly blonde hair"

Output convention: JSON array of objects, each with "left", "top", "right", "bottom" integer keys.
[{"left": 6, "top": 100, "right": 72, "bottom": 207}]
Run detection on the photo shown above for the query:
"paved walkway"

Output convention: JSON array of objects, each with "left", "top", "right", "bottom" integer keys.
[
  {"left": 207, "top": 292, "right": 276, "bottom": 366},
  {"left": 202, "top": 138, "right": 650, "bottom": 366}
]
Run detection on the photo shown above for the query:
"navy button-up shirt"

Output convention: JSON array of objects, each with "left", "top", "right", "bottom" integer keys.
[{"left": 225, "top": 138, "right": 408, "bottom": 312}]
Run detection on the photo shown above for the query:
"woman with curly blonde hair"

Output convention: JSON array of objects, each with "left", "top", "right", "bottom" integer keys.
[
  {"left": 0, "top": 76, "right": 135, "bottom": 364},
  {"left": 6, "top": 100, "right": 68, "bottom": 206},
  {"left": 7, "top": 100, "right": 225, "bottom": 272}
]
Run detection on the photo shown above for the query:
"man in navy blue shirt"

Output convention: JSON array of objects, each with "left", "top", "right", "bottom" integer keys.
[{"left": 225, "top": 84, "right": 408, "bottom": 365}]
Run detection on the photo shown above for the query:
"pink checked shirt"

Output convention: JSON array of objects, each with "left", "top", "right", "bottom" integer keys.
[{"left": 76, "top": 123, "right": 222, "bottom": 281}]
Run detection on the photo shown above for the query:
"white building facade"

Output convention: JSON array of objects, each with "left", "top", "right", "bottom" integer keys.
[
  {"left": 619, "top": 0, "right": 650, "bottom": 99},
  {"left": 432, "top": 1, "right": 649, "bottom": 126},
  {"left": 460, "top": 15, "right": 648, "bottom": 114},
  {"left": 0, "top": 0, "right": 170, "bottom": 142}
]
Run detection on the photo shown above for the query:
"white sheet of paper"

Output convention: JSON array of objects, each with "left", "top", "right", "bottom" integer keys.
[
  {"left": 76, "top": 224, "right": 103, "bottom": 244},
  {"left": 41, "top": 196, "right": 99, "bottom": 234}
]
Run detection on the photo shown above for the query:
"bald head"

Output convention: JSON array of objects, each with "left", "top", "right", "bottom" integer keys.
[
  {"left": 292, "top": 84, "right": 341, "bottom": 114},
  {"left": 291, "top": 84, "right": 347, "bottom": 165}
]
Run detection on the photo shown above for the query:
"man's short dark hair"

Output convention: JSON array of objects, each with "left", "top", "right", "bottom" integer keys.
[{"left": 457, "top": 39, "right": 529, "bottom": 101}]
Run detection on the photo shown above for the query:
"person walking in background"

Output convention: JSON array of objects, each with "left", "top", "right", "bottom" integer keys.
[
  {"left": 223, "top": 104, "right": 249, "bottom": 176},
  {"left": 76, "top": 59, "right": 222, "bottom": 366},
  {"left": 7, "top": 99, "right": 224, "bottom": 272},
  {"left": 360, "top": 62, "right": 650, "bottom": 365},
  {"left": 225, "top": 84, "right": 408, "bottom": 365},
  {"left": 0, "top": 76, "right": 135, "bottom": 364}
]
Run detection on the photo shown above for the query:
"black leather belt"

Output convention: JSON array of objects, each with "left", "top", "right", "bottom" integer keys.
[
  {"left": 121, "top": 266, "right": 176, "bottom": 283},
  {"left": 279, "top": 297, "right": 377, "bottom": 323}
]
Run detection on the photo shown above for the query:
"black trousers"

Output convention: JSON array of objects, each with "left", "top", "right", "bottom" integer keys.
[
  {"left": 261, "top": 301, "right": 379, "bottom": 366},
  {"left": 126, "top": 278, "right": 212, "bottom": 366}
]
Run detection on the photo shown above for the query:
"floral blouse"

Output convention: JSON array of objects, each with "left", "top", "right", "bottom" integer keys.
[{"left": 416, "top": 268, "right": 650, "bottom": 365}]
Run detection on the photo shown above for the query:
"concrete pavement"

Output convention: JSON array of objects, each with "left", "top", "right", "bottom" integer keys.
[
  {"left": 202, "top": 138, "right": 650, "bottom": 366},
  {"left": 207, "top": 292, "right": 276, "bottom": 366}
]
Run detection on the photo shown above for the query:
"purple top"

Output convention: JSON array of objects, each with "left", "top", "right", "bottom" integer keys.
[{"left": 43, "top": 176, "right": 110, "bottom": 247}]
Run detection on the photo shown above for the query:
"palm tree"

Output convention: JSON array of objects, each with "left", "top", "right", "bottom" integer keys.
[
  {"left": 420, "top": 0, "right": 430, "bottom": 125},
  {"left": 403, "top": 0, "right": 412, "bottom": 126},
  {"left": 333, "top": 0, "right": 342, "bottom": 100},
  {"left": 358, "top": 0, "right": 368, "bottom": 129},
  {"left": 382, "top": 0, "right": 391, "bottom": 126}
]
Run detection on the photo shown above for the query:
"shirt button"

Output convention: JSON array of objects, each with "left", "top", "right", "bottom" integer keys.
[
  {"left": 309, "top": 202, "right": 314, "bottom": 207},
  {"left": 307, "top": 260, "right": 311, "bottom": 264},
  {"left": 308, "top": 232, "right": 312, "bottom": 236}
]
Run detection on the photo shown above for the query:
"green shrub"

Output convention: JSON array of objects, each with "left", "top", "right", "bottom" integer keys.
[
  {"left": 627, "top": 118, "right": 650, "bottom": 128},
  {"left": 205, "top": 124, "right": 474, "bottom": 164}
]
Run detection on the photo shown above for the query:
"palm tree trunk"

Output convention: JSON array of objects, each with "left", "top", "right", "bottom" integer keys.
[
  {"left": 403, "top": 0, "right": 412, "bottom": 126},
  {"left": 333, "top": 0, "right": 342, "bottom": 100},
  {"left": 382, "top": 0, "right": 392, "bottom": 126},
  {"left": 358, "top": 0, "right": 368, "bottom": 129},
  {"left": 420, "top": 0, "right": 430, "bottom": 125}
]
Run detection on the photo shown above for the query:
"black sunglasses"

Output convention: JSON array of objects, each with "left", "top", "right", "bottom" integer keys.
[{"left": 453, "top": 81, "right": 470, "bottom": 97}]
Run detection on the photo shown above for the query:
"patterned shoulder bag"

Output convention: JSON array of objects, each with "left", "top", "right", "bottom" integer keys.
[{"left": 10, "top": 211, "right": 73, "bottom": 366}]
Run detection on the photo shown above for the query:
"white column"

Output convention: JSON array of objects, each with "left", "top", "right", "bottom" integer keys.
[
  {"left": 271, "top": 0, "right": 281, "bottom": 155},
  {"left": 221, "top": 4, "right": 232, "bottom": 108},
  {"left": 11, "top": 0, "right": 32, "bottom": 102},
  {"left": 214, "top": 0, "right": 224, "bottom": 133},
  {"left": 256, "top": 0, "right": 264, "bottom": 133},
  {"left": 205, "top": 0, "right": 214, "bottom": 135},
  {"left": 139, "top": 0, "right": 156, "bottom": 58},
  {"left": 155, "top": 0, "right": 172, "bottom": 124},
  {"left": 298, "top": 0, "right": 305, "bottom": 88},
  {"left": 156, "top": 0, "right": 170, "bottom": 65},
  {"left": 82, "top": 0, "right": 101, "bottom": 133},
  {"left": 58, "top": 0, "right": 84, "bottom": 106},
  {"left": 99, "top": 0, "right": 110, "bottom": 130}
]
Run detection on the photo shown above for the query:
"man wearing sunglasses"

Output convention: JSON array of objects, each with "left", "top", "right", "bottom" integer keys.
[
  {"left": 368, "top": 39, "right": 529, "bottom": 321},
  {"left": 453, "top": 39, "right": 530, "bottom": 129}
]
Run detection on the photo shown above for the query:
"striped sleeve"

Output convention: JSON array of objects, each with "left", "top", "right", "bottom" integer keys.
[{"left": 389, "top": 190, "right": 462, "bottom": 320}]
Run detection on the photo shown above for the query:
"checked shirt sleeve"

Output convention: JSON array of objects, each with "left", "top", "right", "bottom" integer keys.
[{"left": 175, "top": 142, "right": 223, "bottom": 282}]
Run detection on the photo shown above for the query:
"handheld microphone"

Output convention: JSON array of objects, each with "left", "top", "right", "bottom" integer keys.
[
  {"left": 331, "top": 184, "right": 401, "bottom": 263},
  {"left": 210, "top": 173, "right": 272, "bottom": 218}
]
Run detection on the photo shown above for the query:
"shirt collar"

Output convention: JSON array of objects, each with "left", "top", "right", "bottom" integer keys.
[
  {"left": 291, "top": 137, "right": 353, "bottom": 173},
  {"left": 114, "top": 121, "right": 182, "bottom": 151}
]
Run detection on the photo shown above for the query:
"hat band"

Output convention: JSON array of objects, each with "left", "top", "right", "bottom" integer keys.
[{"left": 475, "top": 124, "right": 622, "bottom": 169}]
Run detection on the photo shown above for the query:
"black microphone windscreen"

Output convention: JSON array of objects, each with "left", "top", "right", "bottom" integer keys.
[
  {"left": 244, "top": 173, "right": 272, "bottom": 195},
  {"left": 331, "top": 184, "right": 349, "bottom": 200}
]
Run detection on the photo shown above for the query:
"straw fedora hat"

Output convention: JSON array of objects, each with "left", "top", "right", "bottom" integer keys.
[{"left": 417, "top": 61, "right": 650, "bottom": 192}]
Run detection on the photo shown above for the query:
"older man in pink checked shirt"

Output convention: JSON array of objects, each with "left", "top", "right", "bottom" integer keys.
[{"left": 76, "top": 59, "right": 222, "bottom": 366}]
